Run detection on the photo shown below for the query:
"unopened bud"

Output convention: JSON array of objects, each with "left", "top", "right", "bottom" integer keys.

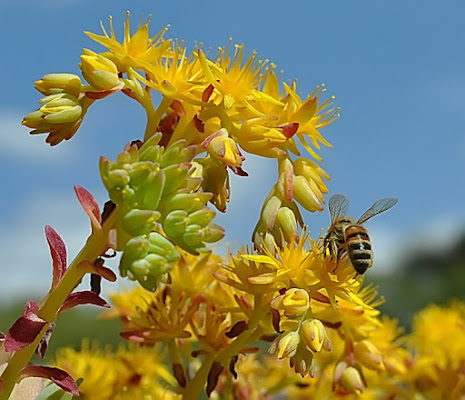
[
  {"left": 270, "top": 288, "right": 310, "bottom": 318},
  {"left": 35, "top": 73, "right": 82, "bottom": 97},
  {"left": 301, "top": 318, "right": 331, "bottom": 353},
  {"left": 353, "top": 340, "right": 384, "bottom": 371},
  {"left": 80, "top": 49, "right": 121, "bottom": 91},
  {"left": 270, "top": 331, "right": 300, "bottom": 359}
]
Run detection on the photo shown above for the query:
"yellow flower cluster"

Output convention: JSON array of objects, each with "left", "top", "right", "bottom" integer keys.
[{"left": 55, "top": 340, "right": 179, "bottom": 400}]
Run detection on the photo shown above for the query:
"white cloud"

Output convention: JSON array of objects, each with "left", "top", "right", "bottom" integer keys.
[{"left": 0, "top": 110, "right": 73, "bottom": 162}]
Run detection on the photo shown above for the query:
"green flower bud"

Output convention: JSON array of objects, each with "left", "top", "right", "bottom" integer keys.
[
  {"left": 136, "top": 170, "right": 165, "bottom": 210},
  {"left": 147, "top": 232, "right": 180, "bottom": 262},
  {"left": 165, "top": 192, "right": 212, "bottom": 214},
  {"left": 163, "top": 210, "right": 188, "bottom": 238},
  {"left": 35, "top": 73, "right": 82, "bottom": 97},
  {"left": 119, "top": 233, "right": 180, "bottom": 291},
  {"left": 187, "top": 208, "right": 216, "bottom": 228},
  {"left": 202, "top": 223, "right": 225, "bottom": 243},
  {"left": 162, "top": 164, "right": 190, "bottom": 195},
  {"left": 275, "top": 206, "right": 298, "bottom": 243},
  {"left": 122, "top": 209, "right": 161, "bottom": 236},
  {"left": 293, "top": 175, "right": 324, "bottom": 212},
  {"left": 80, "top": 49, "right": 121, "bottom": 91},
  {"left": 183, "top": 225, "right": 203, "bottom": 247},
  {"left": 107, "top": 169, "right": 130, "bottom": 187},
  {"left": 39, "top": 93, "right": 82, "bottom": 123}
]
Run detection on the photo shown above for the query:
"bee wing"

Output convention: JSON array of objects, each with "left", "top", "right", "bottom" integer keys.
[
  {"left": 357, "top": 198, "right": 398, "bottom": 224},
  {"left": 328, "top": 194, "right": 350, "bottom": 223}
]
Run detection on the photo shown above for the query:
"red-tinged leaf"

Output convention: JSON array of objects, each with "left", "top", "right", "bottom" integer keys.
[
  {"left": 5, "top": 301, "right": 47, "bottom": 352},
  {"left": 59, "top": 291, "right": 110, "bottom": 313},
  {"left": 76, "top": 260, "right": 117, "bottom": 282},
  {"left": 45, "top": 226, "right": 67, "bottom": 288},
  {"left": 74, "top": 186, "right": 101, "bottom": 231},
  {"left": 36, "top": 321, "right": 55, "bottom": 359},
  {"left": 20, "top": 365, "right": 79, "bottom": 397}
]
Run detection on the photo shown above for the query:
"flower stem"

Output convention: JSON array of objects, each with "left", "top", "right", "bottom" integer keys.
[
  {"left": 0, "top": 210, "right": 117, "bottom": 400},
  {"left": 144, "top": 95, "right": 172, "bottom": 141}
]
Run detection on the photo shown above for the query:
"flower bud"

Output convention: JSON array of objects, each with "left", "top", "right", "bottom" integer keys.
[
  {"left": 203, "top": 129, "right": 243, "bottom": 168},
  {"left": 122, "top": 209, "right": 161, "bottom": 236},
  {"left": 353, "top": 340, "right": 384, "bottom": 371},
  {"left": 301, "top": 318, "right": 331, "bottom": 353},
  {"left": 261, "top": 195, "right": 281, "bottom": 230},
  {"left": 293, "top": 158, "right": 329, "bottom": 194},
  {"left": 165, "top": 192, "right": 212, "bottom": 214},
  {"left": 333, "top": 361, "right": 366, "bottom": 395},
  {"left": 290, "top": 347, "right": 315, "bottom": 377},
  {"left": 35, "top": 73, "right": 82, "bottom": 97},
  {"left": 277, "top": 158, "right": 294, "bottom": 202},
  {"left": 270, "top": 331, "right": 300, "bottom": 359},
  {"left": 292, "top": 175, "right": 324, "bottom": 212},
  {"left": 275, "top": 206, "right": 298, "bottom": 243},
  {"left": 80, "top": 49, "right": 121, "bottom": 90},
  {"left": 270, "top": 288, "right": 310, "bottom": 318}
]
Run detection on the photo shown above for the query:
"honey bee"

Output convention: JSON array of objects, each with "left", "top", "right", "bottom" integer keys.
[{"left": 324, "top": 194, "right": 398, "bottom": 274}]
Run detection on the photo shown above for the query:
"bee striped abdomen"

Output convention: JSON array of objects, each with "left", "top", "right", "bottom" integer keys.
[{"left": 345, "top": 225, "right": 373, "bottom": 274}]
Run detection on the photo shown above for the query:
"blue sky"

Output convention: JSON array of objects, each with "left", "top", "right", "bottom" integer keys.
[{"left": 1, "top": 0, "right": 465, "bottom": 301}]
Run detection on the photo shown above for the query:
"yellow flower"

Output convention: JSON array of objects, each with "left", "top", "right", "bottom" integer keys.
[
  {"left": 198, "top": 41, "right": 273, "bottom": 110},
  {"left": 410, "top": 302, "right": 465, "bottom": 370},
  {"left": 85, "top": 12, "right": 171, "bottom": 73},
  {"left": 117, "top": 287, "right": 203, "bottom": 343},
  {"left": 55, "top": 340, "right": 178, "bottom": 400}
]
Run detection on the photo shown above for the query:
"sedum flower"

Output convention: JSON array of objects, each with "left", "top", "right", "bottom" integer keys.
[
  {"left": 85, "top": 12, "right": 171, "bottom": 73},
  {"left": 55, "top": 340, "right": 178, "bottom": 400},
  {"left": 119, "top": 287, "right": 203, "bottom": 343}
]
